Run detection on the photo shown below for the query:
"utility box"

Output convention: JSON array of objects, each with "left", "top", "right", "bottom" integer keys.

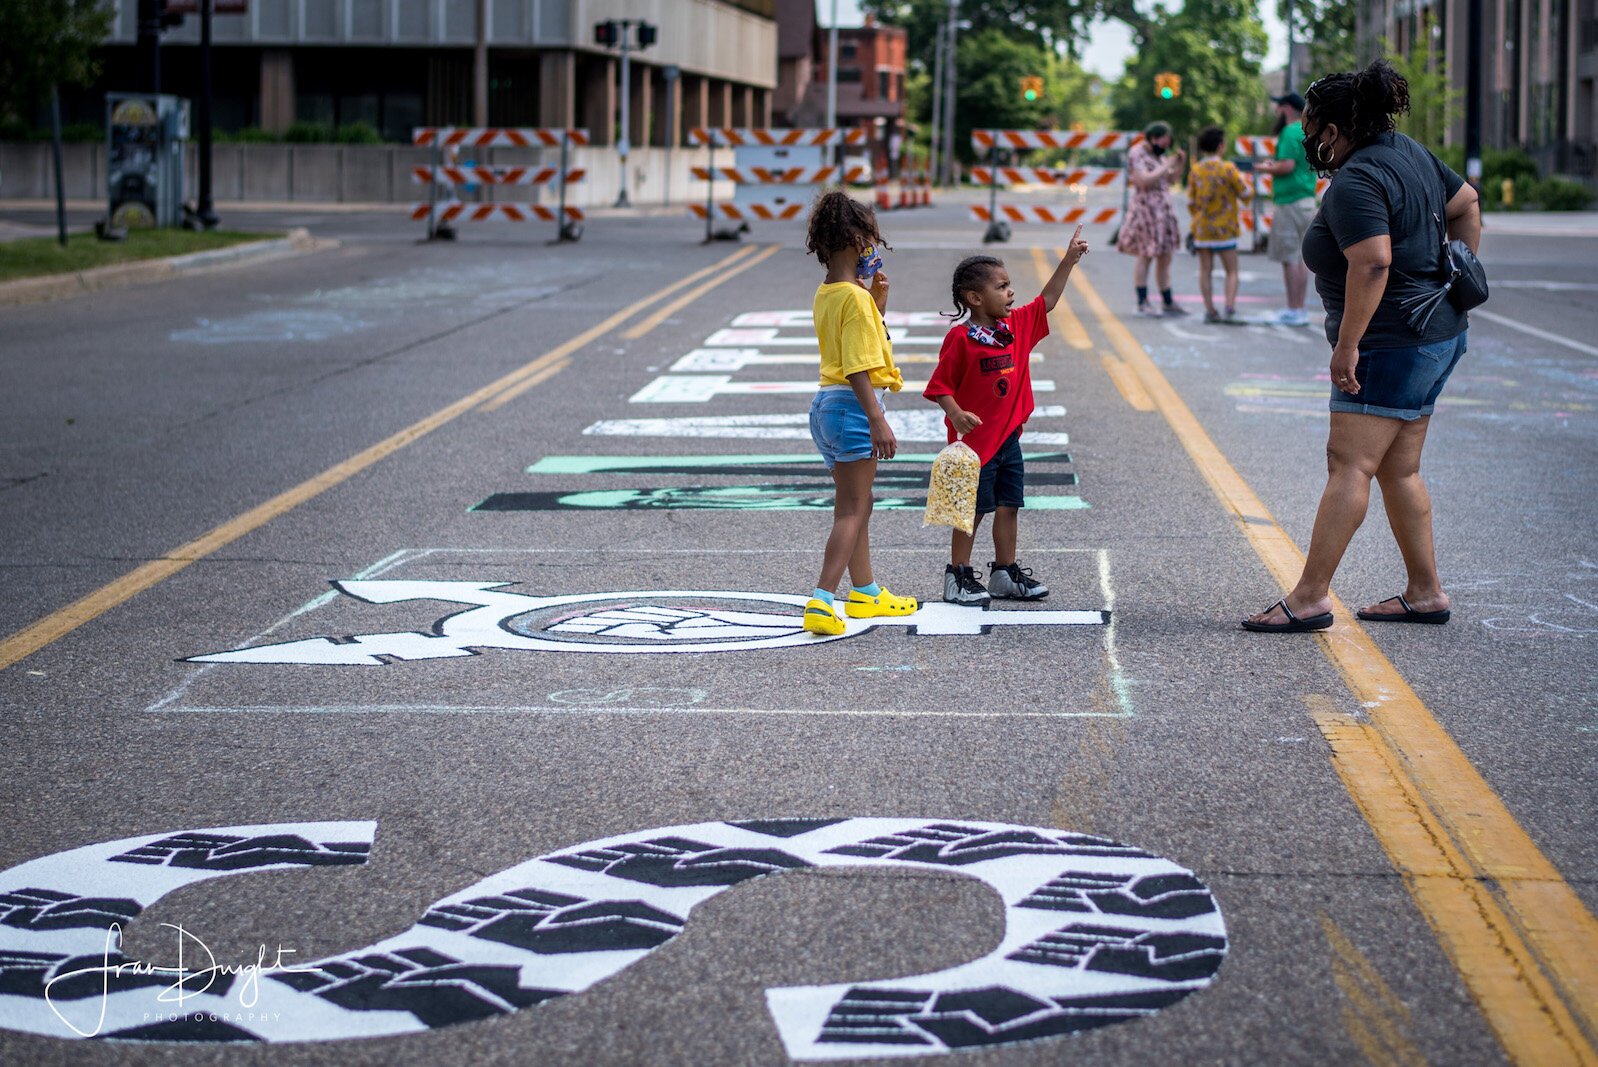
[{"left": 106, "top": 93, "right": 189, "bottom": 228}]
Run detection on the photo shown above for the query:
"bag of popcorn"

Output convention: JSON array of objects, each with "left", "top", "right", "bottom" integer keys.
[{"left": 922, "top": 440, "right": 981, "bottom": 534}]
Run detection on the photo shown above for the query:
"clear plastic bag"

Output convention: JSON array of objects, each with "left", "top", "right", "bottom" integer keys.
[{"left": 922, "top": 440, "right": 981, "bottom": 534}]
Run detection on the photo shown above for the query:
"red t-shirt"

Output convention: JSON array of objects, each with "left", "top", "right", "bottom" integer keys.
[{"left": 922, "top": 295, "right": 1050, "bottom": 465}]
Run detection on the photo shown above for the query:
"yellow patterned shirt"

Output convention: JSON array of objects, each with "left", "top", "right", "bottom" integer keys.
[{"left": 1186, "top": 157, "right": 1253, "bottom": 246}]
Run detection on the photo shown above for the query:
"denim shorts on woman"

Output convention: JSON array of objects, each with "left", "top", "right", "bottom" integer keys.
[
  {"left": 1330, "top": 330, "right": 1467, "bottom": 420},
  {"left": 809, "top": 387, "right": 883, "bottom": 469}
]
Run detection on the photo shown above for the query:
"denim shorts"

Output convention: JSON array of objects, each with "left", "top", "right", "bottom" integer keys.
[
  {"left": 976, "top": 429, "right": 1025, "bottom": 514},
  {"left": 809, "top": 388, "right": 883, "bottom": 469},
  {"left": 1330, "top": 330, "right": 1467, "bottom": 420}
]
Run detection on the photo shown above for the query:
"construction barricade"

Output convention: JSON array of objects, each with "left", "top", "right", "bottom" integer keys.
[
  {"left": 1233, "top": 136, "right": 1329, "bottom": 253},
  {"left": 688, "top": 127, "right": 867, "bottom": 238},
  {"left": 969, "top": 129, "right": 1143, "bottom": 242},
  {"left": 411, "top": 127, "right": 589, "bottom": 242}
]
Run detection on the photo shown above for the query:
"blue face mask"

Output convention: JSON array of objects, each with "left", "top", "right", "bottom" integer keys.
[{"left": 856, "top": 245, "right": 883, "bottom": 281}]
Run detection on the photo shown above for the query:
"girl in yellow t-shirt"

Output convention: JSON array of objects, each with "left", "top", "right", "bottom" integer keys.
[
  {"left": 799, "top": 191, "right": 916, "bottom": 636},
  {"left": 1187, "top": 125, "right": 1253, "bottom": 323}
]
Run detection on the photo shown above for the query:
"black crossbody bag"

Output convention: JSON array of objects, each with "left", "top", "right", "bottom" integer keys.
[{"left": 1396, "top": 211, "right": 1489, "bottom": 333}]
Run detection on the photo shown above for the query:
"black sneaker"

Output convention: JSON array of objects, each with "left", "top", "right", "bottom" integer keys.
[
  {"left": 989, "top": 562, "right": 1049, "bottom": 600},
  {"left": 943, "top": 564, "right": 991, "bottom": 607}
]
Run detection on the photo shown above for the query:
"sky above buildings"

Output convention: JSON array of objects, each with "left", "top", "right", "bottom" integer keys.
[{"left": 813, "top": 0, "right": 1290, "bottom": 79}]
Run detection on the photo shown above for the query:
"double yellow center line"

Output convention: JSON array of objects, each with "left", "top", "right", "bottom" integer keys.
[
  {"left": 0, "top": 242, "right": 778, "bottom": 671},
  {"left": 1067, "top": 264, "right": 1598, "bottom": 1066}
]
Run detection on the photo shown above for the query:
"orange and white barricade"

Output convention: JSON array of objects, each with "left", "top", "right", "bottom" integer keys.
[
  {"left": 972, "top": 129, "right": 1142, "bottom": 239},
  {"left": 687, "top": 127, "right": 869, "bottom": 235},
  {"left": 1234, "top": 136, "right": 1328, "bottom": 252},
  {"left": 971, "top": 205, "right": 1121, "bottom": 226},
  {"left": 411, "top": 127, "right": 587, "bottom": 241}
]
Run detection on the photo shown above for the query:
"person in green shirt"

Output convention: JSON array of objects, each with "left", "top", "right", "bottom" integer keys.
[{"left": 1255, "top": 92, "right": 1317, "bottom": 327}]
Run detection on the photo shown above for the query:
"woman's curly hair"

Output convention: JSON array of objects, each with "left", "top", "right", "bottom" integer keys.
[
  {"left": 943, "top": 255, "right": 1004, "bottom": 321},
  {"left": 805, "top": 190, "right": 889, "bottom": 265},
  {"left": 1304, "top": 58, "right": 1411, "bottom": 149}
]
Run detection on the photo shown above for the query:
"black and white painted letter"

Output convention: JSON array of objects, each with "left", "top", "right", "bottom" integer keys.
[{"left": 0, "top": 819, "right": 1225, "bottom": 1056}]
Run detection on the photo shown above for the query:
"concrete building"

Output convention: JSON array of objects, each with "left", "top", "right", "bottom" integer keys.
[
  {"left": 781, "top": 11, "right": 907, "bottom": 173},
  {"left": 1357, "top": 0, "right": 1598, "bottom": 183},
  {"left": 70, "top": 0, "right": 778, "bottom": 146}
]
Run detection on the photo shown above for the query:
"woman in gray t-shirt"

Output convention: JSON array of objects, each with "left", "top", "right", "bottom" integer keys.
[{"left": 1244, "top": 59, "right": 1482, "bottom": 633}]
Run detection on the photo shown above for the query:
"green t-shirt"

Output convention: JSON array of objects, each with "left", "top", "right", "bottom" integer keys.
[{"left": 1273, "top": 121, "right": 1317, "bottom": 204}]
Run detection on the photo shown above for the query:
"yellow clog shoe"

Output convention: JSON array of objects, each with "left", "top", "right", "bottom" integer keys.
[
  {"left": 844, "top": 585, "right": 918, "bottom": 618},
  {"left": 802, "top": 597, "right": 846, "bottom": 635}
]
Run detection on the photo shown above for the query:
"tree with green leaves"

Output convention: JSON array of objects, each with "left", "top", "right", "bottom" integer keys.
[
  {"left": 953, "top": 29, "right": 1107, "bottom": 160},
  {"left": 1278, "top": 0, "right": 1359, "bottom": 84},
  {"left": 0, "top": 0, "right": 113, "bottom": 126},
  {"left": 1109, "top": 0, "right": 1269, "bottom": 143},
  {"left": 1386, "top": 16, "right": 1458, "bottom": 153}
]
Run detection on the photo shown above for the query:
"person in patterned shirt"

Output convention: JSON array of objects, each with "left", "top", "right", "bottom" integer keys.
[{"left": 1186, "top": 125, "right": 1253, "bottom": 323}]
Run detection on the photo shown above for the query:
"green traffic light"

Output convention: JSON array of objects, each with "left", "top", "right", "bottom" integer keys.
[
  {"left": 1025, "top": 90, "right": 1038, "bottom": 101},
  {"left": 1160, "top": 87, "right": 1174, "bottom": 99}
]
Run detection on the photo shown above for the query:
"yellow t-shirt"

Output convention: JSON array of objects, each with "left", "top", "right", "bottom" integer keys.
[{"left": 813, "top": 281, "right": 902, "bottom": 391}]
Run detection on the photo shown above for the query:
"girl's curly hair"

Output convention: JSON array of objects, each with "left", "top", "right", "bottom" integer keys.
[
  {"left": 805, "top": 190, "right": 889, "bottom": 265},
  {"left": 943, "top": 255, "right": 1004, "bottom": 321}
]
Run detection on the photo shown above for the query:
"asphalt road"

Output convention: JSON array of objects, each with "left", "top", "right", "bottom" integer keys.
[{"left": 0, "top": 195, "right": 1594, "bottom": 1066}]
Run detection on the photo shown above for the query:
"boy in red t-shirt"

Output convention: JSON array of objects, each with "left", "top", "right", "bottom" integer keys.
[{"left": 924, "top": 229, "right": 1090, "bottom": 605}]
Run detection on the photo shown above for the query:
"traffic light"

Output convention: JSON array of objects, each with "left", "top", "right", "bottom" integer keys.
[
  {"left": 1155, "top": 72, "right": 1182, "bottom": 100},
  {"left": 594, "top": 20, "right": 619, "bottom": 47},
  {"left": 637, "top": 21, "right": 657, "bottom": 48},
  {"left": 1020, "top": 76, "right": 1043, "bottom": 102}
]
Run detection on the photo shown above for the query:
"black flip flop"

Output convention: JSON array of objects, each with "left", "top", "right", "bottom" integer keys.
[
  {"left": 1356, "top": 595, "right": 1451, "bottom": 625},
  {"left": 1241, "top": 598, "right": 1334, "bottom": 633}
]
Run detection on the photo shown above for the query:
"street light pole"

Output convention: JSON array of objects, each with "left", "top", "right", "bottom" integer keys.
[
  {"left": 929, "top": 21, "right": 944, "bottom": 190},
  {"left": 826, "top": 0, "right": 839, "bottom": 165},
  {"left": 942, "top": 0, "right": 958, "bottom": 186},
  {"left": 616, "top": 21, "right": 632, "bottom": 207},
  {"left": 1283, "top": 0, "right": 1295, "bottom": 95},
  {"left": 197, "top": 0, "right": 218, "bottom": 228},
  {"left": 1465, "top": 0, "right": 1483, "bottom": 188}
]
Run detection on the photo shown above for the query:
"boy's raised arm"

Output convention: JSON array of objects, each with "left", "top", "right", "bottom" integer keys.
[{"left": 1041, "top": 224, "right": 1091, "bottom": 310}]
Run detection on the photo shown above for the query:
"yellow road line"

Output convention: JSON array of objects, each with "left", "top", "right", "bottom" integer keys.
[
  {"left": 0, "top": 244, "right": 762, "bottom": 672},
  {"left": 1099, "top": 354, "right": 1157, "bottom": 411},
  {"left": 1320, "top": 911, "right": 1428, "bottom": 1067},
  {"left": 1073, "top": 264, "right": 1598, "bottom": 1065},
  {"left": 1029, "top": 247, "right": 1093, "bottom": 350},
  {"left": 475, "top": 357, "right": 571, "bottom": 413},
  {"left": 1312, "top": 711, "right": 1596, "bottom": 1065},
  {"left": 621, "top": 243, "right": 780, "bottom": 339}
]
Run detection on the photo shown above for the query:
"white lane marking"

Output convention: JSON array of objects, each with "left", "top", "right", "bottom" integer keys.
[
  {"left": 1471, "top": 307, "right": 1598, "bottom": 357},
  {"left": 704, "top": 327, "right": 947, "bottom": 347},
  {"left": 732, "top": 311, "right": 952, "bottom": 327},
  {"left": 1493, "top": 280, "right": 1598, "bottom": 291},
  {"left": 1098, "top": 549, "right": 1134, "bottom": 717},
  {"left": 668, "top": 348, "right": 1034, "bottom": 371},
  {"left": 585, "top": 407, "right": 1070, "bottom": 444},
  {"left": 630, "top": 376, "right": 1055, "bottom": 403}
]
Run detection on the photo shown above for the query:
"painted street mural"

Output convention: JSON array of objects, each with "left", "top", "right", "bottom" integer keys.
[
  {"left": 0, "top": 819, "right": 1226, "bottom": 1056},
  {"left": 183, "top": 582, "right": 1108, "bottom": 664},
  {"left": 473, "top": 452, "right": 1084, "bottom": 513}
]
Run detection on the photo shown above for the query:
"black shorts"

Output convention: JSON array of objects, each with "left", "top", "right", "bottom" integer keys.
[{"left": 976, "top": 430, "right": 1025, "bottom": 514}]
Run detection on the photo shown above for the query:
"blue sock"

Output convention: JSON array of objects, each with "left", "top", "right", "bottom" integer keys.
[
  {"left": 1161, "top": 288, "right": 1175, "bottom": 307},
  {"left": 812, "top": 588, "right": 834, "bottom": 605},
  {"left": 852, "top": 582, "right": 882, "bottom": 597},
  {"left": 1136, "top": 285, "right": 1148, "bottom": 305}
]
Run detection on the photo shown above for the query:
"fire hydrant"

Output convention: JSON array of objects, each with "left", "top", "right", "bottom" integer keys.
[{"left": 1501, "top": 178, "right": 1515, "bottom": 207}]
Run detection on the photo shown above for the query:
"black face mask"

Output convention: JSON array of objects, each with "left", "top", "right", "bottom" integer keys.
[
  {"left": 1149, "top": 142, "right": 1167, "bottom": 157},
  {"left": 1272, "top": 112, "right": 1288, "bottom": 134}
]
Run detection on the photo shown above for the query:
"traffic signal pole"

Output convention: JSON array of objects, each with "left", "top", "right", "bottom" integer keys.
[
  {"left": 615, "top": 25, "right": 632, "bottom": 207},
  {"left": 196, "top": 0, "right": 218, "bottom": 228}
]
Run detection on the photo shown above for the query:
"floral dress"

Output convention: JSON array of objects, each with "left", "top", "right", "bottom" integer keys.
[
  {"left": 1186, "top": 157, "right": 1252, "bottom": 248},
  {"left": 1116, "top": 141, "right": 1182, "bottom": 257}
]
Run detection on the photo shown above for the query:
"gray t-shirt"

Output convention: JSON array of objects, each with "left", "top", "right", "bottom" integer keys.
[{"left": 1301, "top": 132, "right": 1467, "bottom": 348}]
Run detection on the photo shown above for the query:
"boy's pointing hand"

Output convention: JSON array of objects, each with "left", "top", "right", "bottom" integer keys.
[{"left": 1065, "top": 224, "right": 1090, "bottom": 265}]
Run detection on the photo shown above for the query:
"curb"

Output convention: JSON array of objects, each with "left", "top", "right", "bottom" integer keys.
[{"left": 0, "top": 228, "right": 339, "bottom": 308}]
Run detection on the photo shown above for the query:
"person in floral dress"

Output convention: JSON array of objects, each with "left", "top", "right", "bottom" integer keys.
[{"left": 1116, "top": 121, "right": 1187, "bottom": 317}]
